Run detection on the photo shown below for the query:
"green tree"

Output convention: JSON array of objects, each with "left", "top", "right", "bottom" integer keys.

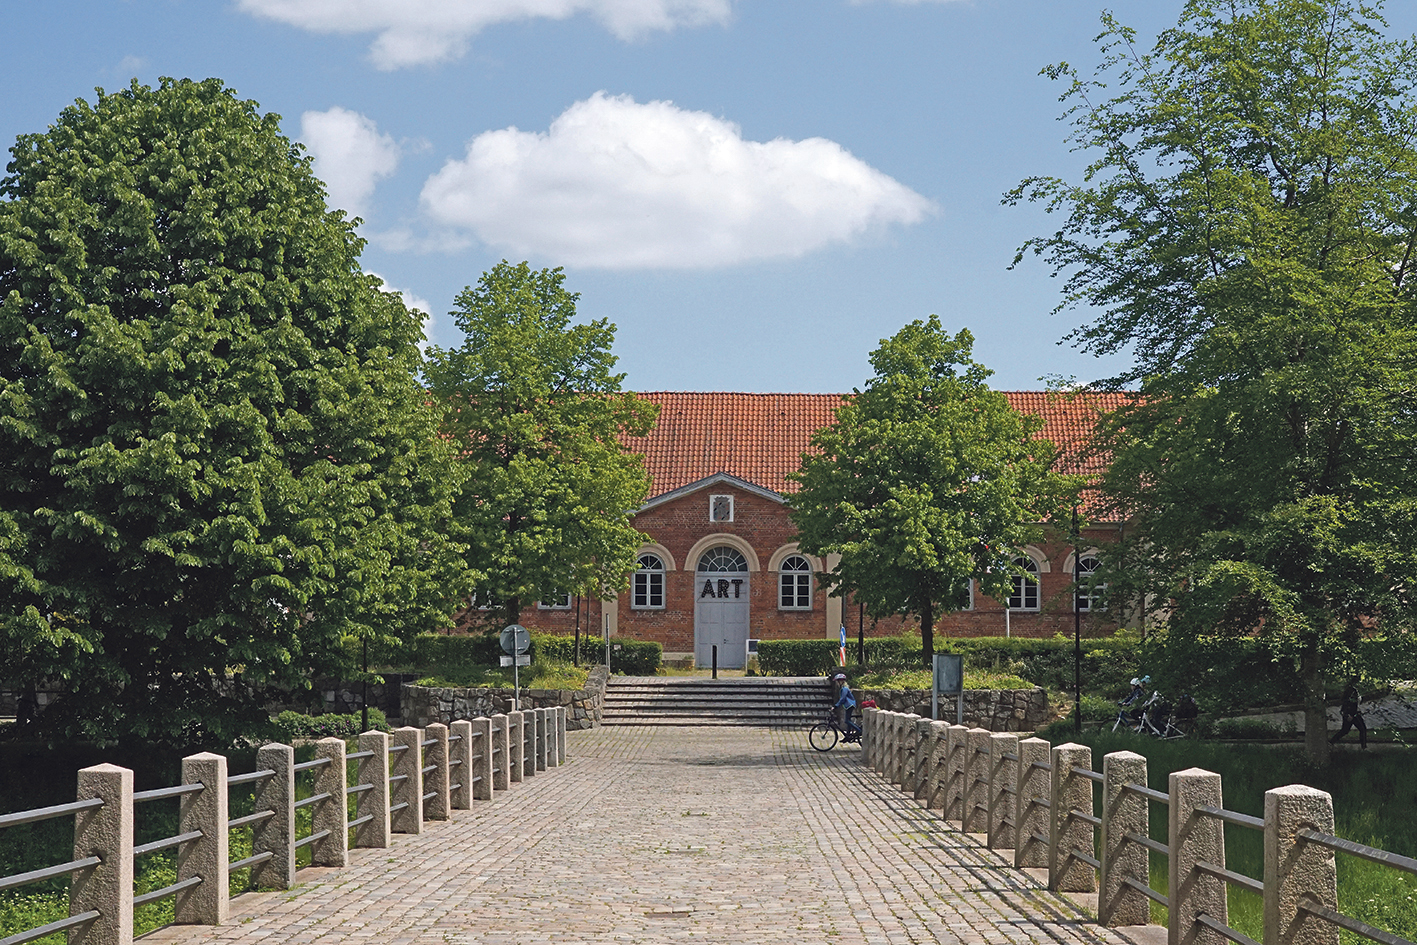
[
  {"left": 788, "top": 319, "right": 1076, "bottom": 666},
  {"left": 0, "top": 78, "right": 467, "bottom": 745},
  {"left": 424, "top": 262, "right": 658, "bottom": 626},
  {"left": 1009, "top": 0, "right": 1417, "bottom": 763}
]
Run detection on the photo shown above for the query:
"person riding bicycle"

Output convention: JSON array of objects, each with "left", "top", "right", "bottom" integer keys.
[
  {"left": 833, "top": 673, "right": 862, "bottom": 742},
  {"left": 1119, "top": 676, "right": 1150, "bottom": 723}
]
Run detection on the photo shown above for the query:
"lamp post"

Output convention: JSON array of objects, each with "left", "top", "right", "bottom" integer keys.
[{"left": 1072, "top": 501, "right": 1082, "bottom": 735}]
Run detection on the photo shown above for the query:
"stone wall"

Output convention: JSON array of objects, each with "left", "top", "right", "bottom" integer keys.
[
  {"left": 402, "top": 665, "right": 609, "bottom": 731},
  {"left": 860, "top": 687, "right": 1048, "bottom": 732}
]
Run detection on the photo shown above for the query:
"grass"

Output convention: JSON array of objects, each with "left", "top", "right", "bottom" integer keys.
[
  {"left": 413, "top": 660, "right": 589, "bottom": 691},
  {"left": 855, "top": 667, "right": 1033, "bottom": 691},
  {"left": 1058, "top": 732, "right": 1417, "bottom": 945}
]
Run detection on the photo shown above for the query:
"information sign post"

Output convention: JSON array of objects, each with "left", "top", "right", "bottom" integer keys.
[
  {"left": 932, "top": 653, "right": 964, "bottom": 723},
  {"left": 500, "top": 624, "right": 531, "bottom": 709}
]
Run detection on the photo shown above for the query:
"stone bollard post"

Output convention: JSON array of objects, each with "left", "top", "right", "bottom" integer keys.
[
  {"left": 355, "top": 731, "right": 391, "bottom": 848},
  {"left": 557, "top": 706, "right": 568, "bottom": 764},
  {"left": 988, "top": 733, "right": 1019, "bottom": 851},
  {"left": 449, "top": 720, "right": 473, "bottom": 810},
  {"left": 862, "top": 708, "right": 876, "bottom": 769},
  {"left": 524, "top": 709, "right": 537, "bottom": 778},
  {"left": 251, "top": 743, "right": 295, "bottom": 889},
  {"left": 390, "top": 727, "right": 424, "bottom": 834},
  {"left": 1101, "top": 751, "right": 1149, "bottom": 927},
  {"left": 870, "top": 709, "right": 886, "bottom": 774},
  {"left": 1050, "top": 743, "right": 1096, "bottom": 893},
  {"left": 71, "top": 764, "right": 134, "bottom": 945},
  {"left": 1168, "top": 768, "right": 1226, "bottom": 945},
  {"left": 470, "top": 717, "right": 494, "bottom": 799},
  {"left": 507, "top": 711, "right": 525, "bottom": 783},
  {"left": 945, "top": 725, "right": 970, "bottom": 824},
  {"left": 1263, "top": 785, "right": 1338, "bottom": 945},
  {"left": 176, "top": 752, "right": 229, "bottom": 925},
  {"left": 424, "top": 723, "right": 451, "bottom": 821},
  {"left": 547, "top": 707, "right": 561, "bottom": 767},
  {"left": 903, "top": 714, "right": 923, "bottom": 793},
  {"left": 885, "top": 713, "right": 902, "bottom": 784},
  {"left": 535, "top": 708, "right": 549, "bottom": 771},
  {"left": 1015, "top": 737, "right": 1051, "bottom": 870},
  {"left": 927, "top": 721, "right": 951, "bottom": 810},
  {"left": 310, "top": 737, "right": 348, "bottom": 867},
  {"left": 963, "top": 728, "right": 992, "bottom": 834},
  {"left": 491, "top": 714, "right": 511, "bottom": 790},
  {"left": 913, "top": 718, "right": 934, "bottom": 802}
]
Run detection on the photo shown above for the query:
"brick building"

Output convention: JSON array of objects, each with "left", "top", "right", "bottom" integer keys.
[{"left": 499, "top": 391, "right": 1129, "bottom": 668}]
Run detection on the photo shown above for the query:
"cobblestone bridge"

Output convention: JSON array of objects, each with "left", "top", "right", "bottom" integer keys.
[{"left": 145, "top": 726, "right": 1132, "bottom": 945}]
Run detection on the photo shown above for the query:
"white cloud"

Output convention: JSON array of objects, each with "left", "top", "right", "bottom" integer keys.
[
  {"left": 238, "top": 0, "right": 732, "bottom": 69},
  {"left": 299, "top": 107, "right": 400, "bottom": 218},
  {"left": 418, "top": 93, "right": 934, "bottom": 270}
]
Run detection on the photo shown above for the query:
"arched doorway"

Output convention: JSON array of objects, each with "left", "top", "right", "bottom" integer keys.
[{"left": 694, "top": 546, "right": 750, "bottom": 669}]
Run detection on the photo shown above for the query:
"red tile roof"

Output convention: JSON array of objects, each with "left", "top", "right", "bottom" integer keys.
[{"left": 624, "top": 390, "right": 1131, "bottom": 499}]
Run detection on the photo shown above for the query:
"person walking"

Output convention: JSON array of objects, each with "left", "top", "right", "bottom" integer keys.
[{"left": 1331, "top": 679, "right": 1368, "bottom": 749}]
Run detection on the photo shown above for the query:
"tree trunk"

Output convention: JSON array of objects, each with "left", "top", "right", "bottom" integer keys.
[
  {"left": 506, "top": 598, "right": 522, "bottom": 626},
  {"left": 1300, "top": 638, "right": 1331, "bottom": 766},
  {"left": 920, "top": 599, "right": 935, "bottom": 668}
]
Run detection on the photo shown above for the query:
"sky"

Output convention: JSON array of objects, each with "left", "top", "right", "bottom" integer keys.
[{"left": 6, "top": 1, "right": 1417, "bottom": 393}]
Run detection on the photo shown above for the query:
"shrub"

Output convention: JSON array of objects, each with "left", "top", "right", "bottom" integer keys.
[
  {"left": 272, "top": 709, "right": 388, "bottom": 741},
  {"left": 757, "top": 639, "right": 839, "bottom": 676}
]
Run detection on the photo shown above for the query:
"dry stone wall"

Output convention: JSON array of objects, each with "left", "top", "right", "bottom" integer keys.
[
  {"left": 402, "top": 665, "right": 609, "bottom": 731},
  {"left": 861, "top": 687, "right": 1047, "bottom": 732}
]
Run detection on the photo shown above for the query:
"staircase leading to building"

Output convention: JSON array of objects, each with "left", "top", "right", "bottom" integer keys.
[{"left": 600, "top": 676, "right": 835, "bottom": 727}]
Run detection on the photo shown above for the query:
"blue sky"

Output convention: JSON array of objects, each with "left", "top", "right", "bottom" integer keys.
[{"left": 7, "top": 1, "right": 1417, "bottom": 392}]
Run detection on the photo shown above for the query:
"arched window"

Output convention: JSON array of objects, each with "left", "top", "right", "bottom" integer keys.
[
  {"left": 1008, "top": 555, "right": 1040, "bottom": 611},
  {"left": 632, "top": 554, "right": 665, "bottom": 609},
  {"left": 778, "top": 555, "right": 812, "bottom": 610},
  {"left": 1076, "top": 554, "right": 1105, "bottom": 612},
  {"left": 697, "top": 547, "right": 748, "bottom": 572}
]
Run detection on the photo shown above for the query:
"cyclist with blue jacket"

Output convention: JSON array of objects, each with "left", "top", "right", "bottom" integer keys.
[{"left": 833, "top": 673, "right": 861, "bottom": 742}]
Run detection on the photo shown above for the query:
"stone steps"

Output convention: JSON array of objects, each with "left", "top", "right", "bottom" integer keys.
[{"left": 601, "top": 676, "right": 835, "bottom": 727}]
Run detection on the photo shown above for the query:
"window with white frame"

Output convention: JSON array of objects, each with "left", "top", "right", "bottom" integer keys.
[
  {"left": 709, "top": 494, "right": 734, "bottom": 523},
  {"left": 471, "top": 591, "right": 495, "bottom": 611},
  {"left": 1075, "top": 554, "right": 1105, "bottom": 611},
  {"left": 1008, "top": 555, "right": 1040, "bottom": 611},
  {"left": 538, "top": 594, "right": 572, "bottom": 610},
  {"left": 632, "top": 554, "right": 666, "bottom": 609},
  {"left": 778, "top": 555, "right": 812, "bottom": 609},
  {"left": 697, "top": 547, "right": 748, "bottom": 572},
  {"left": 957, "top": 577, "right": 975, "bottom": 611}
]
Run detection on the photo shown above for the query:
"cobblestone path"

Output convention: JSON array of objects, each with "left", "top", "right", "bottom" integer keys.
[{"left": 147, "top": 726, "right": 1129, "bottom": 945}]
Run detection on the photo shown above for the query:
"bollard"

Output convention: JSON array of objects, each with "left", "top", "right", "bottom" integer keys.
[
  {"left": 176, "top": 752, "right": 229, "bottom": 925},
  {"left": 449, "top": 720, "right": 473, "bottom": 810},
  {"left": 355, "top": 731, "right": 391, "bottom": 848},
  {"left": 713, "top": 644, "right": 718, "bottom": 678},
  {"left": 1168, "top": 768, "right": 1226, "bottom": 945},
  {"left": 988, "top": 733, "right": 1019, "bottom": 851},
  {"left": 424, "top": 723, "right": 451, "bottom": 821},
  {"left": 251, "top": 743, "right": 295, "bottom": 889},
  {"left": 1101, "top": 750, "right": 1149, "bottom": 927},
  {"left": 491, "top": 714, "right": 511, "bottom": 790},
  {"left": 862, "top": 708, "right": 876, "bottom": 769},
  {"left": 945, "top": 724, "right": 969, "bottom": 824},
  {"left": 557, "top": 706, "right": 568, "bottom": 764},
  {"left": 1015, "top": 737, "right": 1050, "bottom": 870},
  {"left": 914, "top": 718, "right": 934, "bottom": 802},
  {"left": 547, "top": 707, "right": 561, "bottom": 767},
  {"left": 471, "top": 717, "right": 495, "bottom": 800},
  {"left": 1263, "top": 785, "right": 1338, "bottom": 945},
  {"left": 71, "top": 764, "right": 134, "bottom": 945},
  {"left": 900, "top": 714, "right": 920, "bottom": 792},
  {"left": 927, "top": 721, "right": 951, "bottom": 810},
  {"left": 508, "top": 712, "right": 525, "bottom": 783},
  {"left": 963, "top": 728, "right": 991, "bottom": 835},
  {"left": 524, "top": 709, "right": 537, "bottom": 778},
  {"left": 310, "top": 737, "right": 348, "bottom": 867},
  {"left": 1050, "top": 743, "right": 1096, "bottom": 893},
  {"left": 390, "top": 727, "right": 424, "bottom": 834},
  {"left": 535, "top": 708, "right": 549, "bottom": 771}
]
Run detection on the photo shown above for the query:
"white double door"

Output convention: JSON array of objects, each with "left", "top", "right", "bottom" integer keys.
[{"left": 694, "top": 572, "right": 750, "bottom": 670}]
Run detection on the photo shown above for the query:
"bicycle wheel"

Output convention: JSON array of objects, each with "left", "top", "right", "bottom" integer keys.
[{"left": 808, "top": 722, "right": 840, "bottom": 752}]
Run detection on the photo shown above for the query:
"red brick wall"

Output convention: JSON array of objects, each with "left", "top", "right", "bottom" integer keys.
[{"left": 450, "top": 485, "right": 1123, "bottom": 650}]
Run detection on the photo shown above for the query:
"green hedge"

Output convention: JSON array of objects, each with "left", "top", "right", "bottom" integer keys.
[
  {"left": 272, "top": 708, "right": 389, "bottom": 740},
  {"left": 358, "top": 632, "right": 661, "bottom": 677}
]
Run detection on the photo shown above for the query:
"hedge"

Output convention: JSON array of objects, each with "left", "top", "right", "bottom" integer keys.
[
  {"left": 357, "top": 631, "right": 661, "bottom": 677},
  {"left": 272, "top": 708, "right": 390, "bottom": 740}
]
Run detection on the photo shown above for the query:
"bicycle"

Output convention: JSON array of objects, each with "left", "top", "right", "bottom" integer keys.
[{"left": 809, "top": 710, "right": 860, "bottom": 751}]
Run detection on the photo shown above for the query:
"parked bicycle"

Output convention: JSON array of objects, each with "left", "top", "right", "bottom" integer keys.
[{"left": 809, "top": 709, "right": 860, "bottom": 751}]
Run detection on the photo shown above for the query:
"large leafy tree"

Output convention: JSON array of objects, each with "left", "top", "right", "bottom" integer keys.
[
  {"left": 0, "top": 78, "right": 467, "bottom": 745},
  {"left": 424, "top": 262, "right": 658, "bottom": 626},
  {"left": 1009, "top": 0, "right": 1417, "bottom": 763},
  {"left": 788, "top": 319, "right": 1076, "bottom": 665}
]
